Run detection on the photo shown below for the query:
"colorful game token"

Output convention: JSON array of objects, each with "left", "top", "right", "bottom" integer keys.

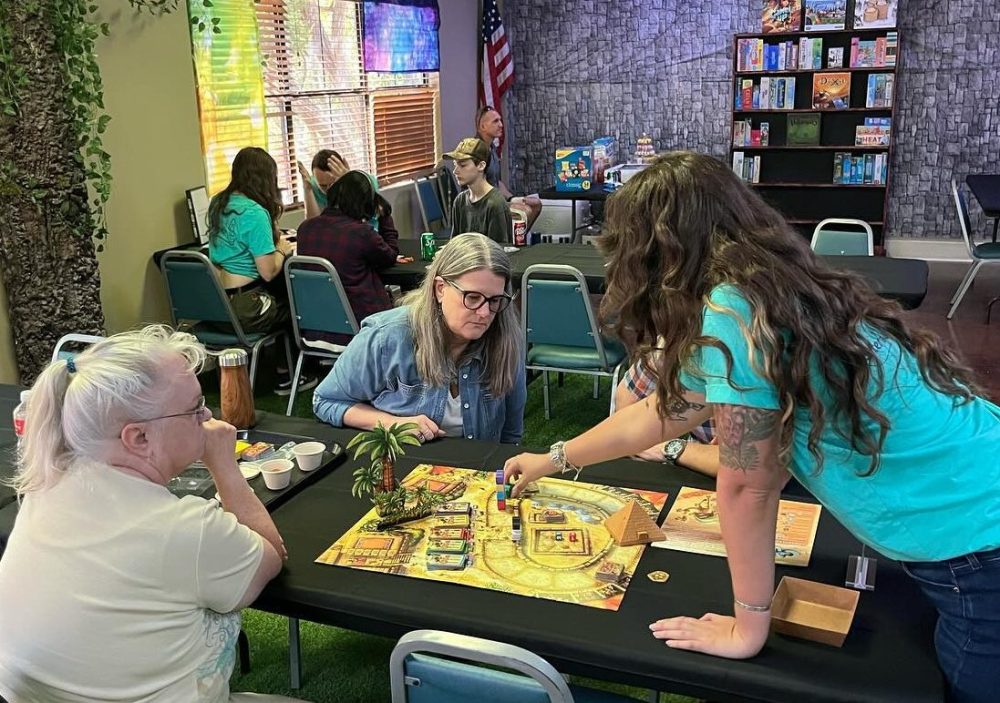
[{"left": 647, "top": 570, "right": 670, "bottom": 583}]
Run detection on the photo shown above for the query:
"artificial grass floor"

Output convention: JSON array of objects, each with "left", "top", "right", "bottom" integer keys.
[{"left": 213, "top": 368, "right": 699, "bottom": 702}]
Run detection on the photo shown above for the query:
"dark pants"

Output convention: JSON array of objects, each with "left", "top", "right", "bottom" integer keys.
[
  {"left": 902, "top": 546, "right": 1000, "bottom": 703},
  {"left": 226, "top": 277, "right": 290, "bottom": 335}
]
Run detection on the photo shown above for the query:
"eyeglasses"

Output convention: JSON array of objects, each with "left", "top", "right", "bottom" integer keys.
[
  {"left": 136, "top": 396, "right": 208, "bottom": 423},
  {"left": 444, "top": 278, "right": 512, "bottom": 313}
]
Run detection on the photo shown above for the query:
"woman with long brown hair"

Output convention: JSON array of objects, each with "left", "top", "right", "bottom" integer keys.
[
  {"left": 504, "top": 151, "right": 1000, "bottom": 703},
  {"left": 208, "top": 147, "right": 314, "bottom": 394}
]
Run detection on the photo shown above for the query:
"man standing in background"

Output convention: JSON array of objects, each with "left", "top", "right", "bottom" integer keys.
[{"left": 476, "top": 106, "right": 542, "bottom": 231}]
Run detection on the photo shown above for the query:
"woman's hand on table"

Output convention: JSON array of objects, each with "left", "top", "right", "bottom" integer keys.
[
  {"left": 649, "top": 612, "right": 768, "bottom": 659},
  {"left": 503, "top": 452, "right": 558, "bottom": 497},
  {"left": 401, "top": 415, "right": 445, "bottom": 443}
]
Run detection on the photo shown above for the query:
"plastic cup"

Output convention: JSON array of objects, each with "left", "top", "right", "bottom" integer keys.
[
  {"left": 292, "top": 442, "right": 326, "bottom": 471},
  {"left": 260, "top": 459, "right": 294, "bottom": 490}
]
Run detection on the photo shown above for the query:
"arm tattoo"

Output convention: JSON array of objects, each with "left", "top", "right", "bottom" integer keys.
[
  {"left": 665, "top": 397, "right": 706, "bottom": 422},
  {"left": 716, "top": 404, "right": 779, "bottom": 472}
]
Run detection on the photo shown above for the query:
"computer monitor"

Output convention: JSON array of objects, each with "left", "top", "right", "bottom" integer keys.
[{"left": 185, "top": 186, "right": 210, "bottom": 245}]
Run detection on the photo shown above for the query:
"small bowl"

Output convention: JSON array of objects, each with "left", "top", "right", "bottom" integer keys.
[
  {"left": 239, "top": 462, "right": 261, "bottom": 480},
  {"left": 292, "top": 442, "right": 326, "bottom": 472},
  {"left": 260, "top": 459, "right": 294, "bottom": 490}
]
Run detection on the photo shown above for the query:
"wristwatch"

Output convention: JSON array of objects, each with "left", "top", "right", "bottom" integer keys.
[{"left": 662, "top": 438, "right": 688, "bottom": 464}]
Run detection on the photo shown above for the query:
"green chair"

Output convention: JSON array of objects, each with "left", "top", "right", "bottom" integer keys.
[
  {"left": 949, "top": 178, "right": 1000, "bottom": 320},
  {"left": 810, "top": 218, "right": 874, "bottom": 256},
  {"left": 160, "top": 250, "right": 291, "bottom": 390},
  {"left": 521, "top": 265, "right": 627, "bottom": 420},
  {"left": 283, "top": 255, "right": 360, "bottom": 416},
  {"left": 389, "top": 629, "right": 636, "bottom": 703}
]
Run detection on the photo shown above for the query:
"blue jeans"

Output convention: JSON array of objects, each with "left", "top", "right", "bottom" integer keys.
[{"left": 901, "top": 546, "right": 1000, "bottom": 703}]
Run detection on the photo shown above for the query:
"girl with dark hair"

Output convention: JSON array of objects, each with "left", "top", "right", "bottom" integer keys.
[
  {"left": 296, "top": 149, "right": 350, "bottom": 219},
  {"left": 296, "top": 170, "right": 400, "bottom": 343},
  {"left": 503, "top": 151, "right": 1000, "bottom": 703},
  {"left": 208, "top": 147, "right": 314, "bottom": 394}
]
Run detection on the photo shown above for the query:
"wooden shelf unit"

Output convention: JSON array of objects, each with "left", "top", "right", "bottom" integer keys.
[{"left": 730, "top": 27, "right": 900, "bottom": 244}]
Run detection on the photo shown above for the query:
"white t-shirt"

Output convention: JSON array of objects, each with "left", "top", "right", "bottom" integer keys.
[
  {"left": 440, "top": 389, "right": 464, "bottom": 438},
  {"left": 0, "top": 458, "right": 264, "bottom": 703}
]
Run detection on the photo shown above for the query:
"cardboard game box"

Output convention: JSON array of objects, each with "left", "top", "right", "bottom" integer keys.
[{"left": 554, "top": 146, "right": 594, "bottom": 192}]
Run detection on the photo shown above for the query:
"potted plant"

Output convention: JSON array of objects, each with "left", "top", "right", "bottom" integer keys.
[{"left": 347, "top": 421, "right": 420, "bottom": 497}]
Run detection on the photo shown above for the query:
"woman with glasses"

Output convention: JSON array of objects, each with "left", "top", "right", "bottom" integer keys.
[
  {"left": 313, "top": 233, "right": 526, "bottom": 444},
  {"left": 0, "top": 326, "right": 303, "bottom": 703}
]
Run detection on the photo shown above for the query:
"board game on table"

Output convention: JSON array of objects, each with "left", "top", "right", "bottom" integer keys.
[{"left": 316, "top": 464, "right": 669, "bottom": 610}]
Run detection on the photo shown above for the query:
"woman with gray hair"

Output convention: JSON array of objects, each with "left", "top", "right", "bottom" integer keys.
[
  {"left": 0, "top": 326, "right": 301, "bottom": 703},
  {"left": 313, "top": 232, "right": 526, "bottom": 443}
]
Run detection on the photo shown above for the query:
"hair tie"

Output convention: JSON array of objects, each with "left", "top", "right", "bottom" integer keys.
[{"left": 65, "top": 358, "right": 76, "bottom": 374}]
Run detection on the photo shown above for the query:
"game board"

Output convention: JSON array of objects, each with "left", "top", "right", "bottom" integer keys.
[
  {"left": 651, "top": 486, "right": 822, "bottom": 567},
  {"left": 316, "top": 464, "right": 669, "bottom": 610}
]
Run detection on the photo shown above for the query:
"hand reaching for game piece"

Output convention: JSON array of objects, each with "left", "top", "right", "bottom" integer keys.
[
  {"left": 649, "top": 612, "right": 768, "bottom": 659},
  {"left": 503, "top": 452, "right": 558, "bottom": 497}
]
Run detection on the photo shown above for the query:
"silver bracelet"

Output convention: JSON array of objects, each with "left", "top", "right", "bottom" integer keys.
[
  {"left": 549, "top": 441, "right": 582, "bottom": 481},
  {"left": 734, "top": 598, "right": 771, "bottom": 613}
]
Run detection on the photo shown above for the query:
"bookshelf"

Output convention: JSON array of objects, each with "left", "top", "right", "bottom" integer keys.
[{"left": 729, "top": 27, "right": 900, "bottom": 247}]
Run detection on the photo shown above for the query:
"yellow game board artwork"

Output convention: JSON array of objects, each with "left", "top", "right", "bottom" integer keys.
[
  {"left": 316, "top": 464, "right": 669, "bottom": 610},
  {"left": 652, "top": 486, "right": 822, "bottom": 567}
]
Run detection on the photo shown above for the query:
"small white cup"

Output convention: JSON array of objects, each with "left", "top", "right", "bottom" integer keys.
[
  {"left": 260, "top": 459, "right": 294, "bottom": 490},
  {"left": 292, "top": 442, "right": 326, "bottom": 472}
]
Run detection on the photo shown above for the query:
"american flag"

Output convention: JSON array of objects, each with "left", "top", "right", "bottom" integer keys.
[{"left": 480, "top": 0, "right": 513, "bottom": 123}]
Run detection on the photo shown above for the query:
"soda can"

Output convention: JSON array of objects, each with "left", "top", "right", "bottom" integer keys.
[
  {"left": 420, "top": 232, "right": 436, "bottom": 261},
  {"left": 512, "top": 219, "right": 527, "bottom": 247}
]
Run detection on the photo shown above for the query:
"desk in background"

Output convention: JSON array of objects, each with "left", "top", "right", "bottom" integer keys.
[
  {"left": 966, "top": 174, "right": 1000, "bottom": 243},
  {"left": 536, "top": 185, "right": 610, "bottom": 243}
]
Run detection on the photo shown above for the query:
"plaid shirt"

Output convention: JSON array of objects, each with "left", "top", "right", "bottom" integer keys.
[
  {"left": 622, "top": 357, "right": 715, "bottom": 444},
  {"left": 296, "top": 210, "right": 400, "bottom": 343}
]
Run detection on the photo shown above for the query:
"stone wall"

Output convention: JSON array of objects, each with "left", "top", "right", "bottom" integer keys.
[{"left": 502, "top": 0, "right": 1000, "bottom": 239}]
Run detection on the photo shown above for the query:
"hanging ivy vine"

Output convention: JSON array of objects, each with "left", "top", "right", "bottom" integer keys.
[{"left": 0, "top": 0, "right": 212, "bottom": 252}]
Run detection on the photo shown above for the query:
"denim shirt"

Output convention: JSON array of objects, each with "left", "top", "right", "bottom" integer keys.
[{"left": 313, "top": 306, "right": 526, "bottom": 444}]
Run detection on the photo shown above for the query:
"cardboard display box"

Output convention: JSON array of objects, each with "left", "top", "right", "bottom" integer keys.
[{"left": 771, "top": 576, "right": 859, "bottom": 647}]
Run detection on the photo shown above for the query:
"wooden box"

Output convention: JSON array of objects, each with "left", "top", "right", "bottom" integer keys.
[{"left": 771, "top": 576, "right": 859, "bottom": 647}]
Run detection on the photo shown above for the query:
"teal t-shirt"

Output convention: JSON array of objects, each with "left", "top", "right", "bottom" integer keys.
[
  {"left": 207, "top": 194, "right": 275, "bottom": 279},
  {"left": 679, "top": 284, "right": 1000, "bottom": 562}
]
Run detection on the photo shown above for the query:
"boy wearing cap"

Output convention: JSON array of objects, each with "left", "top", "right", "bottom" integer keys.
[{"left": 444, "top": 137, "right": 512, "bottom": 244}]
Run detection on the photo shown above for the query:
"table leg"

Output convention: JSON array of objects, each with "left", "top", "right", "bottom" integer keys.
[
  {"left": 288, "top": 616, "right": 302, "bottom": 689},
  {"left": 992, "top": 218, "right": 999, "bottom": 243},
  {"left": 571, "top": 200, "right": 578, "bottom": 244}
]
